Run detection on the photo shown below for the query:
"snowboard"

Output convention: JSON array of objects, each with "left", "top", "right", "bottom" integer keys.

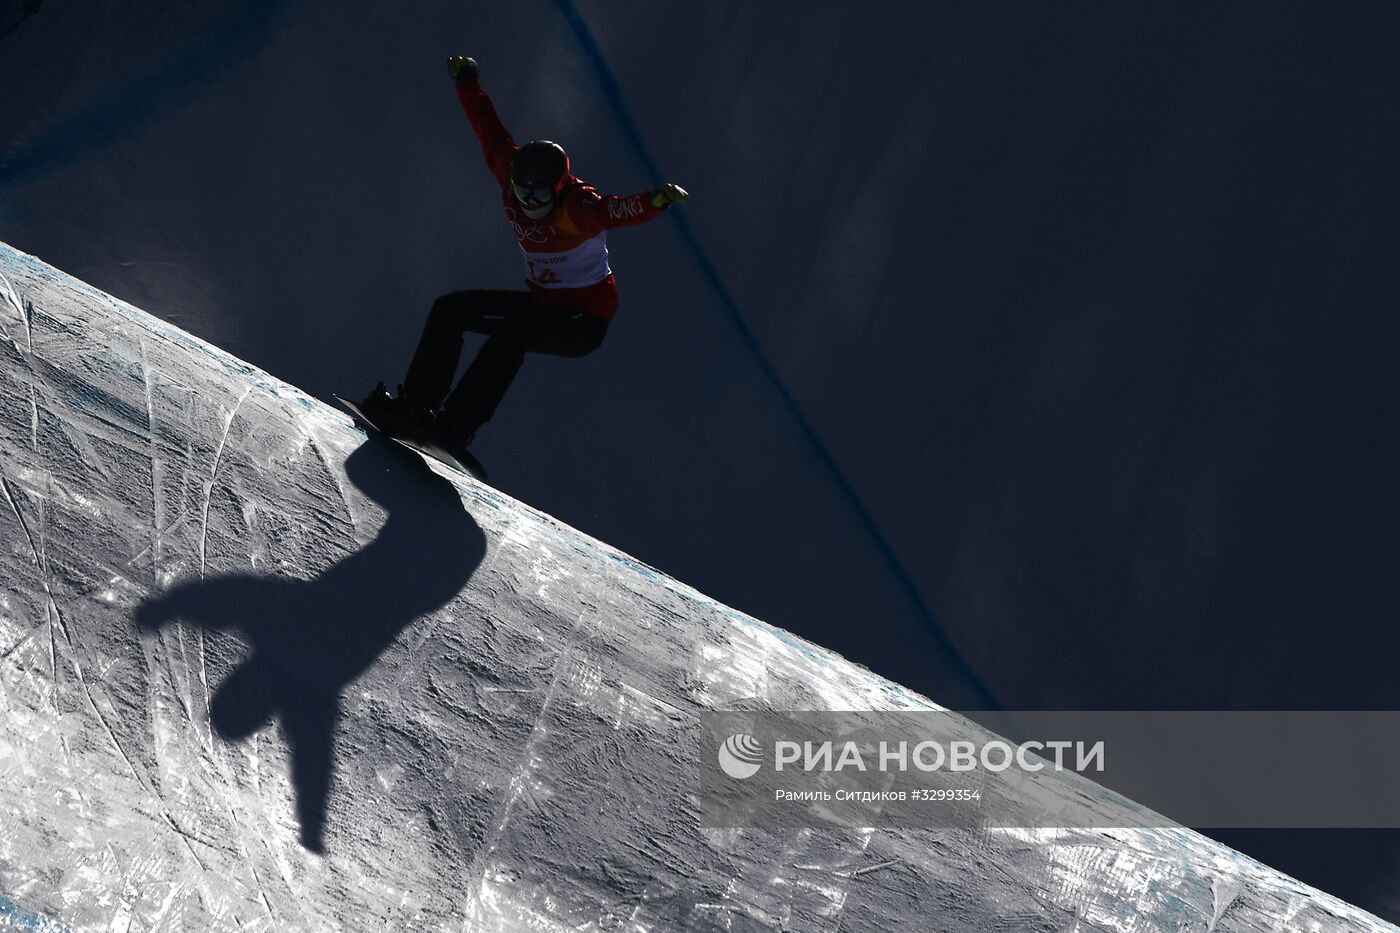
[{"left": 335, "top": 395, "right": 488, "bottom": 483}]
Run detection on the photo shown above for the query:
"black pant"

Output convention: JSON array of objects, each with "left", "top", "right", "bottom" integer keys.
[{"left": 402, "top": 289, "right": 608, "bottom": 439}]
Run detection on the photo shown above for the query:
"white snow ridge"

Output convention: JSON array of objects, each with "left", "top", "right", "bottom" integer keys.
[{"left": 0, "top": 239, "right": 1392, "bottom": 931}]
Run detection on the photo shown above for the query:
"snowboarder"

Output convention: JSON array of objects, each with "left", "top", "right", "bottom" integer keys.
[{"left": 362, "top": 55, "right": 689, "bottom": 461}]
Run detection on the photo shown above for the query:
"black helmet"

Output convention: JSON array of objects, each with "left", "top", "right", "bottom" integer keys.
[{"left": 511, "top": 140, "right": 569, "bottom": 206}]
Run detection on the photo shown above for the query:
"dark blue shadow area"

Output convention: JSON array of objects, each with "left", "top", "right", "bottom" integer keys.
[
  {"left": 0, "top": 0, "right": 292, "bottom": 193},
  {"left": 0, "top": 1, "right": 46, "bottom": 45},
  {"left": 134, "top": 438, "right": 485, "bottom": 852},
  {"left": 550, "top": 0, "right": 999, "bottom": 711}
]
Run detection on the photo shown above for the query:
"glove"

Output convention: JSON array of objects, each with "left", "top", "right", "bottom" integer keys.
[
  {"left": 651, "top": 182, "right": 689, "bottom": 209},
  {"left": 448, "top": 56, "right": 479, "bottom": 81}
]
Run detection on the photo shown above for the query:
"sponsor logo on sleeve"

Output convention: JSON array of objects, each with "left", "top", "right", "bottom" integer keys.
[{"left": 607, "top": 195, "right": 645, "bottom": 221}]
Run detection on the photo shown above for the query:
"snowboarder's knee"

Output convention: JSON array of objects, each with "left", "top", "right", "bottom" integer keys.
[{"left": 427, "top": 295, "right": 459, "bottom": 325}]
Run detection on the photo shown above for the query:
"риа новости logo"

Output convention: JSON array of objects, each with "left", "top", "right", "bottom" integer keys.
[{"left": 718, "top": 734, "right": 763, "bottom": 779}]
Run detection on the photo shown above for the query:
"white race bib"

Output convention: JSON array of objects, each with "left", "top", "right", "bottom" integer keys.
[{"left": 520, "top": 234, "right": 611, "bottom": 289}]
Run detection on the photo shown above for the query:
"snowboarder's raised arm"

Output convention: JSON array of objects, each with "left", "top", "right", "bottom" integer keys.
[
  {"left": 566, "top": 183, "right": 691, "bottom": 235},
  {"left": 448, "top": 56, "right": 518, "bottom": 188}
]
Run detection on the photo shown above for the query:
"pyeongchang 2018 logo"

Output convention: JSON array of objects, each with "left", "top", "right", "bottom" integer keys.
[{"left": 718, "top": 734, "right": 764, "bottom": 779}]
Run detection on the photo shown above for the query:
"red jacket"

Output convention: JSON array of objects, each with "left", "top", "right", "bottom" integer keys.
[{"left": 455, "top": 78, "right": 666, "bottom": 320}]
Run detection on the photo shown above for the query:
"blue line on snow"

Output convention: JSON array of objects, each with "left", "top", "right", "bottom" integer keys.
[{"left": 550, "top": 0, "right": 1000, "bottom": 710}]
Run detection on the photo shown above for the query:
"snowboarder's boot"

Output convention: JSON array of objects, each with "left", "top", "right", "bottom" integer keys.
[{"left": 361, "top": 382, "right": 436, "bottom": 432}]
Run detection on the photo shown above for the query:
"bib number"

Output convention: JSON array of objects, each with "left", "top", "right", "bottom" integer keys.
[{"left": 527, "top": 260, "right": 563, "bottom": 285}]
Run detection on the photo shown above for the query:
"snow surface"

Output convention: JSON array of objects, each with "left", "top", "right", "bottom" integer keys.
[{"left": 0, "top": 240, "right": 1392, "bottom": 931}]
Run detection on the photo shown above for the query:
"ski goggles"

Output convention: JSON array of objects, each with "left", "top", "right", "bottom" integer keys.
[{"left": 512, "top": 182, "right": 557, "bottom": 207}]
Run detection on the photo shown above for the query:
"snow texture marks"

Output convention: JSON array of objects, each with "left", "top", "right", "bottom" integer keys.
[
  {"left": 0, "top": 892, "right": 72, "bottom": 933},
  {"left": 0, "top": 238, "right": 1395, "bottom": 931}
]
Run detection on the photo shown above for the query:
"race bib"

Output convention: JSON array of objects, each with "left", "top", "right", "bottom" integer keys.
[{"left": 519, "top": 234, "right": 612, "bottom": 289}]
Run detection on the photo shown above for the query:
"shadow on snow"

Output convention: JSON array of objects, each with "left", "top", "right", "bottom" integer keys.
[{"left": 135, "top": 437, "right": 486, "bottom": 852}]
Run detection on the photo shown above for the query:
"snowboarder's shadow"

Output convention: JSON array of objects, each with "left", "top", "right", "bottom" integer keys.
[{"left": 135, "top": 438, "right": 485, "bottom": 853}]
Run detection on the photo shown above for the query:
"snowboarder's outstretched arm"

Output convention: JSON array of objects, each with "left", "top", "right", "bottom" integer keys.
[
  {"left": 564, "top": 183, "right": 691, "bottom": 235},
  {"left": 448, "top": 56, "right": 518, "bottom": 188},
  {"left": 446, "top": 55, "right": 691, "bottom": 223}
]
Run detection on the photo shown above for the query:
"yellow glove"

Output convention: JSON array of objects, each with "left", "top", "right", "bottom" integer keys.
[{"left": 651, "top": 183, "right": 690, "bottom": 209}]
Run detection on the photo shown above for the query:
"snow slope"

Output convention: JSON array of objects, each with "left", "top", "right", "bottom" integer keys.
[{"left": 0, "top": 241, "right": 1391, "bottom": 931}]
